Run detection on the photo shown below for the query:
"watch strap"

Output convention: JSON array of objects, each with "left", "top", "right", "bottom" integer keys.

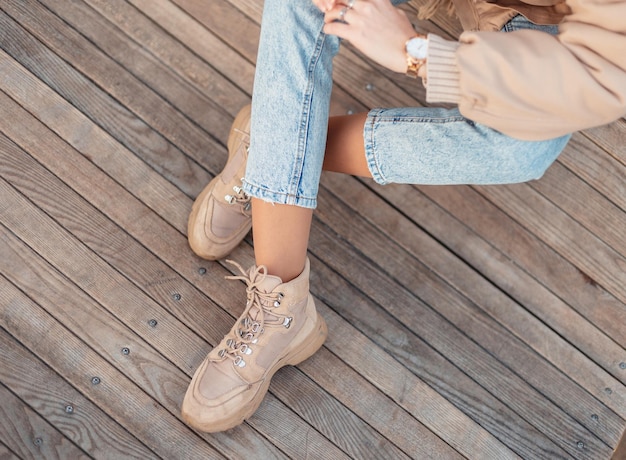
[{"left": 405, "top": 34, "right": 428, "bottom": 79}]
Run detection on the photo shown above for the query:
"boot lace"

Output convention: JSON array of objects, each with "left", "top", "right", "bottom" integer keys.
[{"left": 215, "top": 261, "right": 293, "bottom": 368}]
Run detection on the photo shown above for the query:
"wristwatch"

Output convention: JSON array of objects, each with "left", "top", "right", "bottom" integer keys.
[{"left": 405, "top": 34, "right": 428, "bottom": 78}]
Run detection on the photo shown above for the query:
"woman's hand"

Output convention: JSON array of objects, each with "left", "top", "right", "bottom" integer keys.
[{"left": 322, "top": 0, "right": 417, "bottom": 74}]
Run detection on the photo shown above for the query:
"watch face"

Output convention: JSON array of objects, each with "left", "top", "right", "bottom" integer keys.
[{"left": 406, "top": 37, "right": 428, "bottom": 60}]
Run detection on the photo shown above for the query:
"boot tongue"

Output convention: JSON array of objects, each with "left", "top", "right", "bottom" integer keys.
[
  {"left": 256, "top": 273, "right": 282, "bottom": 293},
  {"left": 247, "top": 269, "right": 282, "bottom": 322}
]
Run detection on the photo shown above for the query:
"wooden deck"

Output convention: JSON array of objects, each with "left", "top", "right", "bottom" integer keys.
[{"left": 0, "top": 0, "right": 625, "bottom": 458}]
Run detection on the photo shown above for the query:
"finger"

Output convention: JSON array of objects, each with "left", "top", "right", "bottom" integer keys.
[
  {"left": 324, "top": 4, "right": 352, "bottom": 23},
  {"left": 323, "top": 20, "right": 352, "bottom": 39},
  {"left": 315, "top": 0, "right": 338, "bottom": 12}
]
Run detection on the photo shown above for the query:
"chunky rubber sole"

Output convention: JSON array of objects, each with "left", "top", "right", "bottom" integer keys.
[{"left": 183, "top": 312, "right": 328, "bottom": 433}]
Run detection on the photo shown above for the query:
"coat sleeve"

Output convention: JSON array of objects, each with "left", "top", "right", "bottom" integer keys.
[{"left": 428, "top": 0, "right": 626, "bottom": 140}]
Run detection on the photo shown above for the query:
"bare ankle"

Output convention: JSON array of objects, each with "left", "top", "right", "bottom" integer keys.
[{"left": 256, "top": 259, "right": 305, "bottom": 282}]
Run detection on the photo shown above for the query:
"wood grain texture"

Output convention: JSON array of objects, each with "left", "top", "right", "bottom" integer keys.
[
  {"left": 0, "top": 196, "right": 227, "bottom": 459},
  {"left": 1, "top": 0, "right": 625, "bottom": 458},
  {"left": 0, "top": 340, "right": 160, "bottom": 460},
  {"left": 0, "top": 382, "right": 90, "bottom": 460}
]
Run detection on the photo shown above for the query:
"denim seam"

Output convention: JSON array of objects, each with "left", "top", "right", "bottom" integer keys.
[
  {"left": 244, "top": 180, "right": 317, "bottom": 209},
  {"left": 288, "top": 26, "right": 328, "bottom": 206},
  {"left": 363, "top": 109, "right": 385, "bottom": 184}
]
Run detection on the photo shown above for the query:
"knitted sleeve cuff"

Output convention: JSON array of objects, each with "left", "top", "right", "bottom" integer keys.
[{"left": 425, "top": 34, "right": 461, "bottom": 105}]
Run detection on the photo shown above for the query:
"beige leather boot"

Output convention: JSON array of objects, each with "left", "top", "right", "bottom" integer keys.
[
  {"left": 181, "top": 258, "right": 327, "bottom": 432},
  {"left": 188, "top": 105, "right": 252, "bottom": 260}
]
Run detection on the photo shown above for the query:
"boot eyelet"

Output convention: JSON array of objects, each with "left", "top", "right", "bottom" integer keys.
[
  {"left": 226, "top": 338, "right": 235, "bottom": 348},
  {"left": 218, "top": 349, "right": 226, "bottom": 358},
  {"left": 273, "top": 300, "right": 281, "bottom": 307},
  {"left": 240, "top": 344, "right": 253, "bottom": 355},
  {"left": 283, "top": 317, "right": 293, "bottom": 328},
  {"left": 234, "top": 356, "right": 246, "bottom": 368},
  {"left": 224, "top": 194, "right": 235, "bottom": 204}
]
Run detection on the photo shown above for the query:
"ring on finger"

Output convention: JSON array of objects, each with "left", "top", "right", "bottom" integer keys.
[{"left": 338, "top": 5, "right": 349, "bottom": 21}]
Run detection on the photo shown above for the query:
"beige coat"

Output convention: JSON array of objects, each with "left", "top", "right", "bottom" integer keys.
[{"left": 429, "top": 0, "right": 626, "bottom": 140}]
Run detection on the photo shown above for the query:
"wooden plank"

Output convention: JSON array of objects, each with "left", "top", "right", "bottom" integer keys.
[
  {"left": 0, "top": 336, "right": 157, "bottom": 459},
  {"left": 0, "top": 2, "right": 224, "bottom": 180},
  {"left": 0, "top": 442, "right": 19, "bottom": 460},
  {"left": 129, "top": 0, "right": 255, "bottom": 95},
  {"left": 325, "top": 176, "right": 620, "bottom": 434},
  {"left": 0, "top": 21, "right": 211, "bottom": 200},
  {"left": 273, "top": 350, "right": 464, "bottom": 460},
  {"left": 0, "top": 382, "right": 89, "bottom": 459},
  {"left": 415, "top": 182, "right": 626, "bottom": 351},
  {"left": 0, "top": 271, "right": 225, "bottom": 459},
  {"left": 421, "top": 181, "right": 626, "bottom": 348},
  {"left": 307, "top": 253, "right": 573, "bottom": 458},
  {"left": 171, "top": 0, "right": 260, "bottom": 63},
  {"left": 560, "top": 132, "right": 626, "bottom": 214},
  {"left": 349, "top": 175, "right": 626, "bottom": 392},
  {"left": 309, "top": 191, "right": 619, "bottom": 458},
  {"left": 0, "top": 48, "right": 194, "bottom": 233},
  {"left": 530, "top": 158, "right": 626, "bottom": 258},
  {"left": 473, "top": 180, "right": 626, "bottom": 306},
  {"left": 583, "top": 119, "right": 626, "bottom": 168},
  {"left": 43, "top": 0, "right": 248, "bottom": 119}
]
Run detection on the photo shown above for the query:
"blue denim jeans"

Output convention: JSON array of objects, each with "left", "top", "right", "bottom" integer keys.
[{"left": 243, "top": 1, "right": 570, "bottom": 209}]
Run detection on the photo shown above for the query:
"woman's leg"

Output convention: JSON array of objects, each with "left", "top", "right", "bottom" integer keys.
[
  {"left": 323, "top": 112, "right": 371, "bottom": 176},
  {"left": 182, "top": 0, "right": 338, "bottom": 433},
  {"left": 251, "top": 200, "right": 313, "bottom": 282},
  {"left": 251, "top": 112, "right": 370, "bottom": 281},
  {"left": 244, "top": 0, "right": 339, "bottom": 280}
]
